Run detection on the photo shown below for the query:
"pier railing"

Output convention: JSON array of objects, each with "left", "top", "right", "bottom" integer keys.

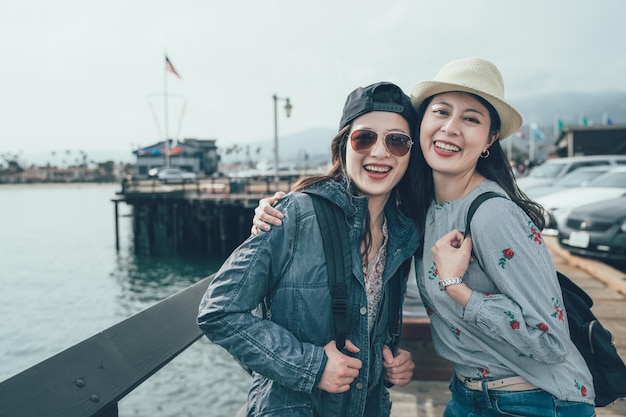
[{"left": 0, "top": 276, "right": 213, "bottom": 417}]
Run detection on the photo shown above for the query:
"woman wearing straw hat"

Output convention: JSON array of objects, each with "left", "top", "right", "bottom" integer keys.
[
  {"left": 252, "top": 58, "right": 596, "bottom": 416},
  {"left": 410, "top": 57, "right": 595, "bottom": 416}
]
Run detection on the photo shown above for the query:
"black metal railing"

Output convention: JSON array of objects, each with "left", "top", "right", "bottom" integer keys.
[{"left": 0, "top": 275, "right": 213, "bottom": 417}]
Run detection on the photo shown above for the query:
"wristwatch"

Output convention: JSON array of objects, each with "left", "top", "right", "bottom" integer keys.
[{"left": 439, "top": 277, "right": 463, "bottom": 291}]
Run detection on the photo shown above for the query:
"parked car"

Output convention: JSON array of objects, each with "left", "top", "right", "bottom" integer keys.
[
  {"left": 517, "top": 155, "right": 626, "bottom": 192},
  {"left": 525, "top": 166, "right": 613, "bottom": 199},
  {"left": 558, "top": 196, "right": 626, "bottom": 262},
  {"left": 535, "top": 166, "right": 626, "bottom": 235},
  {"left": 155, "top": 167, "right": 197, "bottom": 184}
]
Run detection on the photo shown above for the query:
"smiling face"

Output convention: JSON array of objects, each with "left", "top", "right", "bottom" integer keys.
[
  {"left": 346, "top": 111, "right": 411, "bottom": 203},
  {"left": 420, "top": 91, "right": 498, "bottom": 181}
]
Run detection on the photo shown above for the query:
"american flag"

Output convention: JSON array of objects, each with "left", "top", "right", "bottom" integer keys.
[{"left": 165, "top": 56, "right": 181, "bottom": 79}]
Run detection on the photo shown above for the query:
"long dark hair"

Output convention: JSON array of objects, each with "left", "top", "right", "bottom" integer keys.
[
  {"left": 410, "top": 93, "right": 545, "bottom": 248},
  {"left": 292, "top": 88, "right": 420, "bottom": 265}
]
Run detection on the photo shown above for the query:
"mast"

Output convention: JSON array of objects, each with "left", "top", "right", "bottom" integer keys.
[{"left": 164, "top": 55, "right": 170, "bottom": 168}]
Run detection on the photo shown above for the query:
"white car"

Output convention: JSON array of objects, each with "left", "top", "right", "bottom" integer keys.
[
  {"left": 517, "top": 155, "right": 626, "bottom": 192},
  {"left": 156, "top": 168, "right": 197, "bottom": 184},
  {"left": 535, "top": 166, "right": 626, "bottom": 235},
  {"left": 524, "top": 166, "right": 613, "bottom": 200}
]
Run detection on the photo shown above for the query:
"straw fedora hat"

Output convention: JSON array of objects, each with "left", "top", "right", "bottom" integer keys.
[{"left": 411, "top": 57, "right": 522, "bottom": 139}]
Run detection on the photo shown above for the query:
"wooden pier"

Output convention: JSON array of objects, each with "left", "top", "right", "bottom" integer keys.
[{"left": 113, "top": 177, "right": 298, "bottom": 257}]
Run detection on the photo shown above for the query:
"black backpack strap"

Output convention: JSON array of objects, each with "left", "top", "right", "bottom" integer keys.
[
  {"left": 464, "top": 191, "right": 506, "bottom": 239},
  {"left": 307, "top": 193, "right": 351, "bottom": 350},
  {"left": 557, "top": 271, "right": 594, "bottom": 308},
  {"left": 307, "top": 192, "right": 404, "bottom": 352},
  {"left": 464, "top": 191, "right": 506, "bottom": 268},
  {"left": 388, "top": 266, "right": 403, "bottom": 350}
]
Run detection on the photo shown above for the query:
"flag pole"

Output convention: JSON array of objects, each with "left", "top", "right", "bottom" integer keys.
[
  {"left": 529, "top": 124, "right": 535, "bottom": 163},
  {"left": 553, "top": 115, "right": 558, "bottom": 141},
  {"left": 164, "top": 55, "right": 170, "bottom": 168}
]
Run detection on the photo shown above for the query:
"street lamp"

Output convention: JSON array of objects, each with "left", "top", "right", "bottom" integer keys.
[{"left": 273, "top": 94, "right": 292, "bottom": 190}]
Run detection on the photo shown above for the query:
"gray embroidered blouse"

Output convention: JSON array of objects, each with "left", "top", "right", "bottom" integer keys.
[{"left": 415, "top": 180, "right": 595, "bottom": 405}]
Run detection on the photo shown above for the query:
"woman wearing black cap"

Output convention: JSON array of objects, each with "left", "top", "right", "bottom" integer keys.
[{"left": 198, "top": 82, "right": 421, "bottom": 416}]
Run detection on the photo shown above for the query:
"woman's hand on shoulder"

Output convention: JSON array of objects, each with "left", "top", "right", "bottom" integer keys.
[{"left": 251, "top": 191, "right": 286, "bottom": 235}]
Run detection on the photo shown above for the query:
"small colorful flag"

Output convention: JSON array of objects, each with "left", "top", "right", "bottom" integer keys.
[
  {"left": 514, "top": 128, "right": 526, "bottom": 139},
  {"left": 165, "top": 56, "right": 181, "bottom": 78},
  {"left": 531, "top": 123, "right": 546, "bottom": 141},
  {"left": 556, "top": 119, "right": 564, "bottom": 133}
]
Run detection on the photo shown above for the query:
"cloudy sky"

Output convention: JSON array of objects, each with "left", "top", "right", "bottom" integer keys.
[{"left": 2, "top": 0, "right": 625, "bottom": 162}]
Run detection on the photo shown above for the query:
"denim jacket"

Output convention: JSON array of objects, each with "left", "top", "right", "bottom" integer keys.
[{"left": 197, "top": 179, "right": 419, "bottom": 417}]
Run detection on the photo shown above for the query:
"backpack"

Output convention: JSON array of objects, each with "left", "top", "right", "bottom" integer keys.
[
  {"left": 466, "top": 191, "right": 626, "bottom": 407},
  {"left": 306, "top": 192, "right": 403, "bottom": 351}
]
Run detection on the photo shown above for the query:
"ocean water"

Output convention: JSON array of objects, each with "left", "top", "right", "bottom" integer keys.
[{"left": 0, "top": 183, "right": 250, "bottom": 417}]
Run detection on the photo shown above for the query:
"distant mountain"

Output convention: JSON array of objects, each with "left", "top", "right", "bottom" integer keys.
[
  {"left": 511, "top": 91, "right": 626, "bottom": 129},
  {"left": 219, "top": 127, "right": 335, "bottom": 168}
]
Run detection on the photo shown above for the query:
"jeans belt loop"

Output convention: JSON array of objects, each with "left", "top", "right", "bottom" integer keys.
[{"left": 456, "top": 373, "right": 537, "bottom": 392}]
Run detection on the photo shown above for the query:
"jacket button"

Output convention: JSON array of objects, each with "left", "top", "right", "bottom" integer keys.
[
  {"left": 355, "top": 382, "right": 364, "bottom": 390},
  {"left": 359, "top": 307, "right": 367, "bottom": 315}
]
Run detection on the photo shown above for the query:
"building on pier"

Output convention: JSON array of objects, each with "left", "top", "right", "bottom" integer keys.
[{"left": 134, "top": 138, "right": 219, "bottom": 178}]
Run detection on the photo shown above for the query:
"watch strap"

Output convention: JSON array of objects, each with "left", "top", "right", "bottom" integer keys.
[{"left": 439, "top": 277, "right": 463, "bottom": 291}]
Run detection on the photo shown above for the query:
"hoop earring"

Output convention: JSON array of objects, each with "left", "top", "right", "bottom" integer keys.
[{"left": 480, "top": 150, "right": 490, "bottom": 159}]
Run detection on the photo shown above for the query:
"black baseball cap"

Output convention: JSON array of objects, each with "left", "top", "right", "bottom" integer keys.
[{"left": 338, "top": 82, "right": 417, "bottom": 130}]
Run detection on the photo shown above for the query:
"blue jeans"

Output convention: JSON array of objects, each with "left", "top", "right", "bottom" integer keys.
[{"left": 444, "top": 375, "right": 595, "bottom": 417}]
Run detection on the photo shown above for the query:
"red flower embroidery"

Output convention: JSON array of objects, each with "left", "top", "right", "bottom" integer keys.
[
  {"left": 551, "top": 298, "right": 565, "bottom": 322},
  {"left": 557, "top": 309, "right": 564, "bottom": 321},
  {"left": 499, "top": 248, "right": 514, "bottom": 268},
  {"left": 504, "top": 311, "right": 520, "bottom": 330},
  {"left": 427, "top": 307, "right": 434, "bottom": 316},
  {"left": 450, "top": 326, "right": 461, "bottom": 340},
  {"left": 527, "top": 221, "right": 544, "bottom": 244},
  {"left": 428, "top": 263, "right": 438, "bottom": 280},
  {"left": 537, "top": 323, "right": 549, "bottom": 332},
  {"left": 479, "top": 368, "right": 490, "bottom": 378},
  {"left": 530, "top": 229, "right": 543, "bottom": 244},
  {"left": 575, "top": 379, "right": 587, "bottom": 397}
]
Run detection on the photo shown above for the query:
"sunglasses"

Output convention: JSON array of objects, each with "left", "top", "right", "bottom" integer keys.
[{"left": 349, "top": 129, "right": 413, "bottom": 157}]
